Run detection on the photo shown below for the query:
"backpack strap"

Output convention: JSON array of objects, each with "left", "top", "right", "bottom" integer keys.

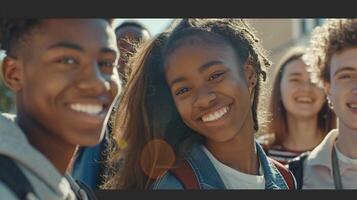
[
  {"left": 76, "top": 180, "right": 98, "bottom": 200},
  {"left": 269, "top": 158, "right": 296, "bottom": 190},
  {"left": 65, "top": 173, "right": 97, "bottom": 200},
  {"left": 170, "top": 158, "right": 298, "bottom": 190},
  {"left": 169, "top": 159, "right": 200, "bottom": 189},
  {"left": 0, "top": 155, "right": 38, "bottom": 199},
  {"left": 287, "top": 152, "right": 310, "bottom": 190}
]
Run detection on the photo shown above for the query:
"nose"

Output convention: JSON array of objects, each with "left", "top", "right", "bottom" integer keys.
[
  {"left": 76, "top": 62, "right": 111, "bottom": 95},
  {"left": 300, "top": 80, "right": 314, "bottom": 91},
  {"left": 193, "top": 86, "right": 217, "bottom": 108}
]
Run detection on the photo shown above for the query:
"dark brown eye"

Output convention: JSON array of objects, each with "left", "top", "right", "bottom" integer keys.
[
  {"left": 58, "top": 57, "right": 78, "bottom": 65},
  {"left": 208, "top": 72, "right": 224, "bottom": 81},
  {"left": 175, "top": 87, "right": 190, "bottom": 96}
]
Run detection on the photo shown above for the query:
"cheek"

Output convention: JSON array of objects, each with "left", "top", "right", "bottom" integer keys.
[
  {"left": 329, "top": 83, "right": 342, "bottom": 104},
  {"left": 280, "top": 83, "right": 292, "bottom": 104},
  {"left": 109, "top": 76, "right": 121, "bottom": 97},
  {"left": 173, "top": 98, "right": 192, "bottom": 122},
  {"left": 313, "top": 87, "right": 326, "bottom": 104}
]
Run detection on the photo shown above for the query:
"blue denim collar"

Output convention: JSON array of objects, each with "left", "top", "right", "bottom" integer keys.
[
  {"left": 185, "top": 141, "right": 289, "bottom": 189},
  {"left": 256, "top": 142, "right": 288, "bottom": 189}
]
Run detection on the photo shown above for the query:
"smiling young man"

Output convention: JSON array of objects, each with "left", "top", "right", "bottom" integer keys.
[
  {"left": 298, "top": 19, "right": 357, "bottom": 189},
  {"left": 70, "top": 20, "right": 151, "bottom": 189},
  {"left": 0, "top": 19, "right": 121, "bottom": 199}
]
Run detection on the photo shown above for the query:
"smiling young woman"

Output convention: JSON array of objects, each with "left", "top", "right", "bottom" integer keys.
[
  {"left": 258, "top": 47, "right": 336, "bottom": 165},
  {"left": 104, "top": 19, "right": 295, "bottom": 190}
]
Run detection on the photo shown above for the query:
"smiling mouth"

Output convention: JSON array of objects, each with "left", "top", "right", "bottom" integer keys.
[
  {"left": 347, "top": 103, "right": 357, "bottom": 109},
  {"left": 69, "top": 103, "right": 105, "bottom": 116},
  {"left": 201, "top": 105, "right": 230, "bottom": 122},
  {"left": 296, "top": 97, "right": 313, "bottom": 103}
]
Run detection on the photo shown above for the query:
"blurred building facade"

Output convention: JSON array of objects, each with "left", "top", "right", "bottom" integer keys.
[
  {"left": 246, "top": 19, "right": 326, "bottom": 124},
  {"left": 247, "top": 18, "right": 326, "bottom": 73}
]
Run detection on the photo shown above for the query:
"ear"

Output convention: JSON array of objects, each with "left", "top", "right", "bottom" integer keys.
[
  {"left": 323, "top": 82, "right": 331, "bottom": 97},
  {"left": 2, "top": 56, "right": 24, "bottom": 92},
  {"left": 244, "top": 63, "right": 257, "bottom": 95}
]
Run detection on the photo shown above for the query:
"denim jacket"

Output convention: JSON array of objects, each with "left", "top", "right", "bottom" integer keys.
[{"left": 152, "top": 141, "right": 289, "bottom": 189}]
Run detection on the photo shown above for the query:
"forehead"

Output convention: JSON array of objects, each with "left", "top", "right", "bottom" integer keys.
[
  {"left": 32, "top": 19, "right": 117, "bottom": 51},
  {"left": 283, "top": 59, "right": 308, "bottom": 75},
  {"left": 165, "top": 40, "right": 242, "bottom": 83},
  {"left": 166, "top": 39, "right": 238, "bottom": 69},
  {"left": 330, "top": 47, "right": 357, "bottom": 74}
]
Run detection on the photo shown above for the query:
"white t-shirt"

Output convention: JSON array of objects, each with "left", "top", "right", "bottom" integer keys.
[
  {"left": 303, "top": 130, "right": 357, "bottom": 189},
  {"left": 335, "top": 143, "right": 357, "bottom": 165},
  {"left": 202, "top": 146, "right": 265, "bottom": 189}
]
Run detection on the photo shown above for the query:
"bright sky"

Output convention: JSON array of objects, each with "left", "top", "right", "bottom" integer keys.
[{"left": 115, "top": 18, "right": 174, "bottom": 36}]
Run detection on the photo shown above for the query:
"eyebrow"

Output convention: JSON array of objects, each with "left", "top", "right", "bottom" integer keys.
[
  {"left": 334, "top": 66, "right": 356, "bottom": 76},
  {"left": 170, "top": 77, "right": 187, "bottom": 88},
  {"left": 169, "top": 60, "right": 224, "bottom": 87},
  {"left": 48, "top": 42, "right": 119, "bottom": 57},
  {"left": 48, "top": 42, "right": 84, "bottom": 52},
  {"left": 288, "top": 72, "right": 302, "bottom": 77},
  {"left": 199, "top": 60, "right": 224, "bottom": 73}
]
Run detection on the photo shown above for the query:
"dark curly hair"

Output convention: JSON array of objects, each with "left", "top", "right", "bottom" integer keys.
[
  {"left": 115, "top": 21, "right": 150, "bottom": 36},
  {"left": 0, "top": 19, "right": 115, "bottom": 56},
  {"left": 163, "top": 18, "right": 270, "bottom": 131},
  {"left": 0, "top": 19, "right": 42, "bottom": 56},
  {"left": 304, "top": 19, "right": 357, "bottom": 87}
]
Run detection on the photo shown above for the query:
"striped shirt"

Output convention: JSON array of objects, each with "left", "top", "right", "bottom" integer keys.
[{"left": 266, "top": 146, "right": 310, "bottom": 165}]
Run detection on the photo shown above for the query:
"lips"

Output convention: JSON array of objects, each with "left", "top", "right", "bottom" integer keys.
[{"left": 201, "top": 105, "right": 230, "bottom": 122}]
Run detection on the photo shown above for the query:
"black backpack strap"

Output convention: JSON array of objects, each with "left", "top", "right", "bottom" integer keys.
[
  {"left": 287, "top": 152, "right": 310, "bottom": 190},
  {"left": 0, "top": 155, "right": 38, "bottom": 199}
]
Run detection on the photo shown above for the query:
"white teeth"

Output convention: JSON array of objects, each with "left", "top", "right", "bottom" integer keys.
[
  {"left": 349, "top": 104, "right": 357, "bottom": 109},
  {"left": 201, "top": 106, "right": 229, "bottom": 122},
  {"left": 70, "top": 104, "right": 103, "bottom": 115},
  {"left": 296, "top": 97, "right": 312, "bottom": 103}
]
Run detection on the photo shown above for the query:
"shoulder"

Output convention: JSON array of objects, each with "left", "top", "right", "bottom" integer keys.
[
  {"left": 0, "top": 182, "right": 20, "bottom": 200},
  {"left": 269, "top": 158, "right": 297, "bottom": 190},
  {"left": 151, "top": 171, "right": 185, "bottom": 190}
]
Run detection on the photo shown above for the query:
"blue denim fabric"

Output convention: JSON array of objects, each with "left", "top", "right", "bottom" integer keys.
[
  {"left": 152, "top": 141, "right": 289, "bottom": 189},
  {"left": 72, "top": 144, "right": 102, "bottom": 189},
  {"left": 71, "top": 129, "right": 109, "bottom": 189}
]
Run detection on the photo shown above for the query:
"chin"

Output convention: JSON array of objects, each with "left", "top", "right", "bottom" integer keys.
[
  {"left": 77, "top": 137, "right": 102, "bottom": 147},
  {"left": 72, "top": 131, "right": 103, "bottom": 146}
]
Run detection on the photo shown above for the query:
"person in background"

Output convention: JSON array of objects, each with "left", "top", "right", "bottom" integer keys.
[
  {"left": 115, "top": 21, "right": 151, "bottom": 83},
  {"left": 258, "top": 46, "right": 336, "bottom": 164}
]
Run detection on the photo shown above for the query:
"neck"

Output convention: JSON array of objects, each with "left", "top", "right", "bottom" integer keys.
[
  {"left": 284, "top": 114, "right": 323, "bottom": 151},
  {"left": 336, "top": 121, "right": 357, "bottom": 159},
  {"left": 17, "top": 113, "right": 77, "bottom": 175},
  {"left": 205, "top": 121, "right": 259, "bottom": 175}
]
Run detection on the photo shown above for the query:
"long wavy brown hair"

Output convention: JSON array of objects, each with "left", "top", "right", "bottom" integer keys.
[
  {"left": 103, "top": 32, "right": 197, "bottom": 189},
  {"left": 263, "top": 47, "right": 336, "bottom": 148}
]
